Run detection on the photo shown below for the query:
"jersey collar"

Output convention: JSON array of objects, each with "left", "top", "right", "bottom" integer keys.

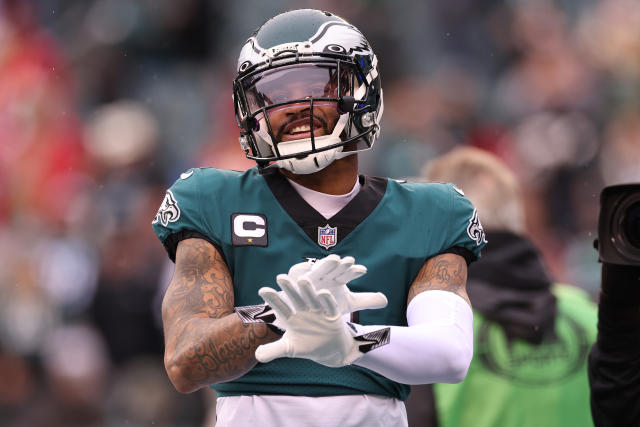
[{"left": 262, "top": 169, "right": 387, "bottom": 249}]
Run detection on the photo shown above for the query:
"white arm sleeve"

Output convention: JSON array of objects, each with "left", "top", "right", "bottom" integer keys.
[{"left": 353, "top": 290, "right": 473, "bottom": 385}]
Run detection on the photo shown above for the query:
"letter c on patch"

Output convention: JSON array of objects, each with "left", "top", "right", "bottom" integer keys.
[{"left": 234, "top": 214, "right": 266, "bottom": 238}]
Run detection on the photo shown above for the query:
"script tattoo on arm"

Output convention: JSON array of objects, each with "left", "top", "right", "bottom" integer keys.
[
  {"left": 407, "top": 253, "right": 470, "bottom": 306},
  {"left": 162, "top": 238, "right": 276, "bottom": 393}
]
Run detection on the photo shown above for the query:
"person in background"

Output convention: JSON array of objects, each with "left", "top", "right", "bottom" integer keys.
[{"left": 406, "top": 146, "right": 597, "bottom": 427}]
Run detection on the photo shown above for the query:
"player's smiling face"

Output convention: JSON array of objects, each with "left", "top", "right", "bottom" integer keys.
[
  {"left": 270, "top": 97, "right": 339, "bottom": 143},
  {"left": 244, "top": 63, "right": 348, "bottom": 143}
]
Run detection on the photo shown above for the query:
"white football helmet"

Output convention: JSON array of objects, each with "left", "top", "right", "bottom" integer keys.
[{"left": 233, "top": 9, "right": 383, "bottom": 174}]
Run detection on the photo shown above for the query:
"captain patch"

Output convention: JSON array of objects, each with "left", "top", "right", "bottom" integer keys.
[{"left": 231, "top": 213, "right": 268, "bottom": 246}]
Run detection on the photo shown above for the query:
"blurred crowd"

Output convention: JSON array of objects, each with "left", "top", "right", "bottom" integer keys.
[{"left": 0, "top": 0, "right": 638, "bottom": 425}]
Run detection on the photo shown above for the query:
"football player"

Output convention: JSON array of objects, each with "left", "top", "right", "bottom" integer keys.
[{"left": 153, "top": 9, "right": 486, "bottom": 427}]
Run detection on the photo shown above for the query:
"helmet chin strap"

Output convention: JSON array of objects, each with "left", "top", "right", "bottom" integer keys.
[
  {"left": 276, "top": 146, "right": 344, "bottom": 174},
  {"left": 274, "top": 147, "right": 358, "bottom": 175}
]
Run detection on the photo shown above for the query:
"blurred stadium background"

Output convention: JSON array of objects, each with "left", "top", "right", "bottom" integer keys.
[{"left": 0, "top": 0, "right": 638, "bottom": 425}]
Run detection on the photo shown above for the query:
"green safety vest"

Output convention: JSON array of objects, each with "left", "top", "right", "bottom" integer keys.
[{"left": 434, "top": 284, "right": 597, "bottom": 427}]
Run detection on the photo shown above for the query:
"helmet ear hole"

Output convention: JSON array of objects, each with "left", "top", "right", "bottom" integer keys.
[
  {"left": 326, "top": 44, "right": 346, "bottom": 53},
  {"left": 239, "top": 61, "right": 251, "bottom": 73}
]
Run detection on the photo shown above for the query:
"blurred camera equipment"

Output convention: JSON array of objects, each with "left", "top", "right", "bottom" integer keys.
[{"left": 596, "top": 183, "right": 640, "bottom": 266}]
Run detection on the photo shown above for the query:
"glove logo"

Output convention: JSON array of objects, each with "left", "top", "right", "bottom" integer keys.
[
  {"left": 318, "top": 224, "right": 338, "bottom": 249},
  {"left": 354, "top": 327, "right": 391, "bottom": 353},
  {"left": 231, "top": 213, "right": 268, "bottom": 246}
]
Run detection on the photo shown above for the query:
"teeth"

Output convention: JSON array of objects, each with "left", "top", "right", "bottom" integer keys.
[{"left": 290, "top": 124, "right": 311, "bottom": 133}]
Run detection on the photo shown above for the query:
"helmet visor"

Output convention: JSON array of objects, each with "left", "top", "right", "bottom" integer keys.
[{"left": 243, "top": 63, "right": 351, "bottom": 114}]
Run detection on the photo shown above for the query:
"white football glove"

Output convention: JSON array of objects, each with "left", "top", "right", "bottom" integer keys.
[
  {"left": 287, "top": 254, "right": 388, "bottom": 315},
  {"left": 255, "top": 274, "right": 390, "bottom": 367}
]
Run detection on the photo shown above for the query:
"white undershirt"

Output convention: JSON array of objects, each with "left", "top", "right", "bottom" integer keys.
[{"left": 287, "top": 177, "right": 361, "bottom": 219}]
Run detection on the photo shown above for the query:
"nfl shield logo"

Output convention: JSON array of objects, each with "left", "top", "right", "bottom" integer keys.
[{"left": 318, "top": 224, "right": 337, "bottom": 249}]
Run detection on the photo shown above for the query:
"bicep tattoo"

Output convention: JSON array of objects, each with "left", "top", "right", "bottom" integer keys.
[
  {"left": 407, "top": 253, "right": 470, "bottom": 306},
  {"left": 163, "top": 238, "right": 234, "bottom": 323}
]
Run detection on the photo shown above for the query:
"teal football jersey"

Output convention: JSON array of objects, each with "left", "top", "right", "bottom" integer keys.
[{"left": 152, "top": 167, "right": 486, "bottom": 400}]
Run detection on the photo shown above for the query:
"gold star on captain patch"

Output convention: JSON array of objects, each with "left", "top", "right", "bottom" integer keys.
[{"left": 248, "top": 238, "right": 253, "bottom": 243}]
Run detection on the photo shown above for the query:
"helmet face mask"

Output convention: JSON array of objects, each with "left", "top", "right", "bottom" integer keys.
[{"left": 233, "top": 9, "right": 383, "bottom": 174}]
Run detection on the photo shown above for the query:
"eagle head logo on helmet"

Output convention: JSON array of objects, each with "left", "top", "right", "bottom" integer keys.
[{"left": 233, "top": 9, "right": 383, "bottom": 174}]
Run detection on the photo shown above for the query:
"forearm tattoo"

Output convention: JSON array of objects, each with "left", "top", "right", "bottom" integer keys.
[
  {"left": 162, "top": 238, "right": 274, "bottom": 388},
  {"left": 407, "top": 253, "right": 470, "bottom": 306}
]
